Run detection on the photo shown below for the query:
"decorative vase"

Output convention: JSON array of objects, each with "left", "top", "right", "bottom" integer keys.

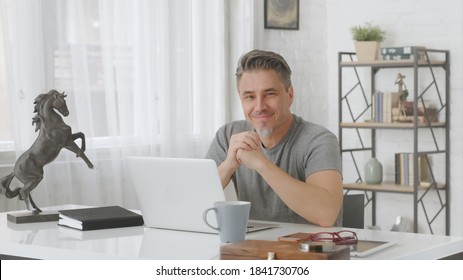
[{"left": 364, "top": 157, "right": 383, "bottom": 184}]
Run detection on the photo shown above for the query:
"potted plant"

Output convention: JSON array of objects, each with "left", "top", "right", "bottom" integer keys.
[{"left": 350, "top": 22, "right": 386, "bottom": 62}]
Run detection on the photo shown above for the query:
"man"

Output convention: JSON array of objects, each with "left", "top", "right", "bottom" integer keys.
[{"left": 206, "top": 49, "right": 342, "bottom": 227}]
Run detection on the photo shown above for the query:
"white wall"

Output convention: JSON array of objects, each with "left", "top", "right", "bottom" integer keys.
[
  {"left": 247, "top": 0, "right": 462, "bottom": 236},
  {"left": 251, "top": 0, "right": 332, "bottom": 129}
]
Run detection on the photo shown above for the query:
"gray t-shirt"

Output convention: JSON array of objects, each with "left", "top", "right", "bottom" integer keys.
[{"left": 205, "top": 114, "right": 342, "bottom": 225}]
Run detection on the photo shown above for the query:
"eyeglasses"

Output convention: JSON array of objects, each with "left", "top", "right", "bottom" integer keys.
[{"left": 305, "top": 230, "right": 358, "bottom": 246}]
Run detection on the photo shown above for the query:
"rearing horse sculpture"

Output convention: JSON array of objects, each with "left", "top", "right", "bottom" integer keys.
[{"left": 0, "top": 89, "right": 94, "bottom": 214}]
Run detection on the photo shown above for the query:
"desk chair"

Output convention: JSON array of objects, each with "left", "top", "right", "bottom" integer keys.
[{"left": 342, "top": 194, "right": 365, "bottom": 229}]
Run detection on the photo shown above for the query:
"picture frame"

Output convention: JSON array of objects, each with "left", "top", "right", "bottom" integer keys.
[{"left": 264, "top": 0, "right": 299, "bottom": 30}]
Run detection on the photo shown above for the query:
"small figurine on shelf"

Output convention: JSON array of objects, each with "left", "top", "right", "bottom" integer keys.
[{"left": 395, "top": 73, "right": 409, "bottom": 121}]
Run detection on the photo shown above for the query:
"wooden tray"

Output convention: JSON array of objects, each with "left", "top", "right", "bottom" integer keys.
[{"left": 220, "top": 240, "right": 350, "bottom": 260}]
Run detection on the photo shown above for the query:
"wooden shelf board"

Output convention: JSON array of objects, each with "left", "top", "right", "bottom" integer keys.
[
  {"left": 340, "top": 122, "right": 446, "bottom": 129},
  {"left": 344, "top": 182, "right": 446, "bottom": 193},
  {"left": 340, "top": 60, "right": 446, "bottom": 67}
]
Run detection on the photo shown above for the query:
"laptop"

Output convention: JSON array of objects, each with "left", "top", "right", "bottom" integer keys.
[{"left": 126, "top": 156, "right": 278, "bottom": 234}]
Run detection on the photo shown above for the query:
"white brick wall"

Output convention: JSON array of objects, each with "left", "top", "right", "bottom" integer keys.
[{"left": 251, "top": 0, "right": 462, "bottom": 236}]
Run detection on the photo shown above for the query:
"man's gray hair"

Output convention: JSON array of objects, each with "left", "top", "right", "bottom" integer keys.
[{"left": 235, "top": 49, "right": 292, "bottom": 89}]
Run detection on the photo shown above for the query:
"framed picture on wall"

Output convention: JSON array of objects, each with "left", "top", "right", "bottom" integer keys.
[{"left": 264, "top": 0, "right": 299, "bottom": 30}]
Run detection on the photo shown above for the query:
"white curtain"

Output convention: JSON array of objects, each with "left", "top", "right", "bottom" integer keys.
[{"left": 0, "top": 0, "right": 253, "bottom": 212}]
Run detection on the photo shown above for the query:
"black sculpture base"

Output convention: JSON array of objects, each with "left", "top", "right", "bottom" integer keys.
[{"left": 7, "top": 211, "right": 59, "bottom": 224}]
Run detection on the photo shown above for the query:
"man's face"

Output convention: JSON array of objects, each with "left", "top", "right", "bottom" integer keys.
[{"left": 238, "top": 69, "right": 293, "bottom": 139}]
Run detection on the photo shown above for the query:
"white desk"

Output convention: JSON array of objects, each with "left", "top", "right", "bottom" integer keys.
[{"left": 1, "top": 205, "right": 462, "bottom": 260}]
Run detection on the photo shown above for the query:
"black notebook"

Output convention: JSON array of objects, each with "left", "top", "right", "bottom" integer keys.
[{"left": 58, "top": 206, "right": 144, "bottom": 231}]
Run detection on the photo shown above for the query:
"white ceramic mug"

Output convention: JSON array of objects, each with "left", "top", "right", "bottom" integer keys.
[{"left": 202, "top": 201, "right": 251, "bottom": 243}]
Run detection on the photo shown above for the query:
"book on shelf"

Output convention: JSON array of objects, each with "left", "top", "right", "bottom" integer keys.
[
  {"left": 397, "top": 101, "right": 439, "bottom": 123},
  {"left": 372, "top": 91, "right": 400, "bottom": 123},
  {"left": 58, "top": 205, "right": 144, "bottom": 231},
  {"left": 382, "top": 53, "right": 426, "bottom": 61},
  {"left": 380, "top": 46, "right": 426, "bottom": 55},
  {"left": 394, "top": 153, "right": 432, "bottom": 186},
  {"left": 372, "top": 90, "right": 383, "bottom": 122},
  {"left": 380, "top": 46, "right": 426, "bottom": 61},
  {"left": 382, "top": 54, "right": 411, "bottom": 60}
]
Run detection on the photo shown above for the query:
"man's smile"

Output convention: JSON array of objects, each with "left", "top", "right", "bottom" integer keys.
[{"left": 251, "top": 113, "right": 273, "bottom": 121}]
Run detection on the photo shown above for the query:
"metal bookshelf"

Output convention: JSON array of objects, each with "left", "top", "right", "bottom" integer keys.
[{"left": 338, "top": 49, "right": 450, "bottom": 235}]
